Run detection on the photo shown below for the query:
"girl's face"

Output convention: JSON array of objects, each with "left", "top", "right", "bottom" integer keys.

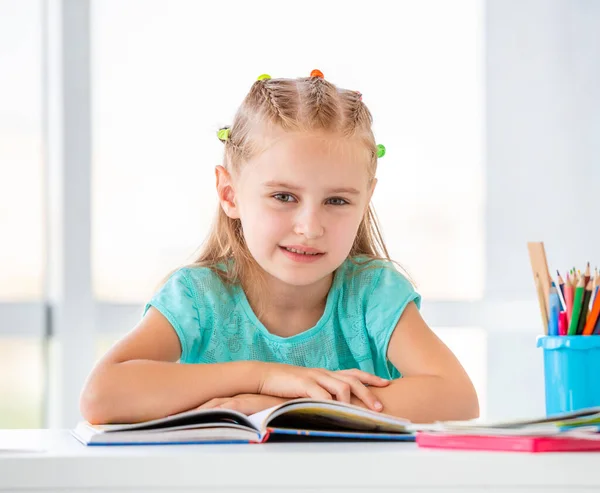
[{"left": 221, "top": 132, "right": 376, "bottom": 288}]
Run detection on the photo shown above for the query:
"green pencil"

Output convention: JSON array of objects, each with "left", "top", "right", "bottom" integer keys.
[{"left": 568, "top": 276, "right": 586, "bottom": 335}]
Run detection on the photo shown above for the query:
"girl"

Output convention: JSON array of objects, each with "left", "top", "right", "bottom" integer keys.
[{"left": 80, "top": 70, "right": 479, "bottom": 425}]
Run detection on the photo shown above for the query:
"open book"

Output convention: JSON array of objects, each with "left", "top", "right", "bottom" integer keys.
[{"left": 72, "top": 398, "right": 415, "bottom": 445}]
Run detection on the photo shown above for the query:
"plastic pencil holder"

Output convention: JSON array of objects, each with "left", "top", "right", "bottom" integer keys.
[{"left": 537, "top": 336, "right": 600, "bottom": 416}]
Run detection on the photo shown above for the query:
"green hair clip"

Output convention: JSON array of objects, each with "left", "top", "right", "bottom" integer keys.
[
  {"left": 217, "top": 127, "right": 230, "bottom": 142},
  {"left": 376, "top": 144, "right": 386, "bottom": 158},
  {"left": 257, "top": 74, "right": 271, "bottom": 81}
]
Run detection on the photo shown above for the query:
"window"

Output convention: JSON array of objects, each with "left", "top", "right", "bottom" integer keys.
[
  {"left": 0, "top": 0, "right": 44, "bottom": 428},
  {"left": 91, "top": 0, "right": 484, "bottom": 303},
  {"left": 0, "top": 0, "right": 44, "bottom": 300}
]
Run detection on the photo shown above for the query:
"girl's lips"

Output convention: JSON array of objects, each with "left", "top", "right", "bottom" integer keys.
[
  {"left": 280, "top": 244, "right": 324, "bottom": 254},
  {"left": 279, "top": 246, "right": 325, "bottom": 263}
]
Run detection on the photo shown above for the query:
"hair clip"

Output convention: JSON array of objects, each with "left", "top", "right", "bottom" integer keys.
[
  {"left": 310, "top": 69, "right": 324, "bottom": 79},
  {"left": 376, "top": 144, "right": 386, "bottom": 158},
  {"left": 356, "top": 91, "right": 362, "bottom": 101},
  {"left": 257, "top": 74, "right": 271, "bottom": 80},
  {"left": 217, "top": 127, "right": 230, "bottom": 142}
]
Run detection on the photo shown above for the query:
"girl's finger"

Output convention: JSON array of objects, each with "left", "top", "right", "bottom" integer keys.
[
  {"left": 337, "top": 369, "right": 390, "bottom": 387},
  {"left": 315, "top": 374, "right": 352, "bottom": 403},
  {"left": 334, "top": 375, "right": 383, "bottom": 412},
  {"left": 197, "top": 398, "right": 227, "bottom": 410},
  {"left": 219, "top": 397, "right": 262, "bottom": 415},
  {"left": 217, "top": 399, "right": 241, "bottom": 412},
  {"left": 301, "top": 379, "right": 334, "bottom": 401}
]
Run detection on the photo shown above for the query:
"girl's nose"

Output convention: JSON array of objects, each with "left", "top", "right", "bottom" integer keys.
[{"left": 293, "top": 208, "right": 324, "bottom": 239}]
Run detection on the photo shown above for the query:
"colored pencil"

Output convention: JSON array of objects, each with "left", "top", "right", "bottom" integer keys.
[
  {"left": 583, "top": 283, "right": 600, "bottom": 335},
  {"left": 584, "top": 262, "right": 591, "bottom": 287},
  {"left": 565, "top": 273, "right": 574, "bottom": 325},
  {"left": 548, "top": 285, "right": 561, "bottom": 336},
  {"left": 558, "top": 311, "right": 568, "bottom": 336},
  {"left": 555, "top": 270, "right": 566, "bottom": 311},
  {"left": 576, "top": 280, "right": 593, "bottom": 335},
  {"left": 594, "top": 312, "right": 600, "bottom": 335},
  {"left": 568, "top": 275, "right": 585, "bottom": 336},
  {"left": 591, "top": 269, "right": 599, "bottom": 309}
]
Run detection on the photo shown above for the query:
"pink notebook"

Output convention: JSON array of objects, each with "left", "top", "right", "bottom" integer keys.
[{"left": 417, "top": 432, "right": 600, "bottom": 453}]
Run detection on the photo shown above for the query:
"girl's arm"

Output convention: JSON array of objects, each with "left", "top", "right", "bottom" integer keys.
[
  {"left": 351, "top": 302, "right": 480, "bottom": 423},
  {"left": 81, "top": 307, "right": 387, "bottom": 424},
  {"left": 79, "top": 307, "right": 265, "bottom": 424}
]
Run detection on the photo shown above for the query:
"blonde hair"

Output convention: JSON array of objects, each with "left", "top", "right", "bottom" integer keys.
[{"left": 182, "top": 75, "right": 408, "bottom": 293}]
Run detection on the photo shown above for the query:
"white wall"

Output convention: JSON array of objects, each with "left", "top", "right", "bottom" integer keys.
[{"left": 485, "top": 0, "right": 600, "bottom": 420}]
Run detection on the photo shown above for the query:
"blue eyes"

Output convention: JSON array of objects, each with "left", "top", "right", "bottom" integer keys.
[{"left": 272, "top": 193, "right": 349, "bottom": 206}]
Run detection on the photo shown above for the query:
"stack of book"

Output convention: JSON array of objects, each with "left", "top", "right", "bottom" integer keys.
[{"left": 416, "top": 407, "right": 600, "bottom": 452}]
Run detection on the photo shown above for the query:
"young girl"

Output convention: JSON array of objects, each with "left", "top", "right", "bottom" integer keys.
[{"left": 80, "top": 70, "right": 479, "bottom": 425}]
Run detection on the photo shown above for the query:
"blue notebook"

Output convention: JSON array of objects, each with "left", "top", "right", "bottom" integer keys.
[{"left": 72, "top": 398, "right": 415, "bottom": 445}]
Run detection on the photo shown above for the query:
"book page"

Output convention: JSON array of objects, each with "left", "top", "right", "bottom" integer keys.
[
  {"left": 247, "top": 405, "right": 281, "bottom": 431},
  {"left": 90, "top": 407, "right": 256, "bottom": 433},
  {"left": 73, "top": 423, "right": 260, "bottom": 445},
  {"left": 248, "top": 399, "right": 410, "bottom": 434},
  {"left": 439, "top": 407, "right": 600, "bottom": 431}
]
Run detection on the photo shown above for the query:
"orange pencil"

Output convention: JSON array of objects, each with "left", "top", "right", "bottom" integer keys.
[{"left": 583, "top": 282, "right": 600, "bottom": 335}]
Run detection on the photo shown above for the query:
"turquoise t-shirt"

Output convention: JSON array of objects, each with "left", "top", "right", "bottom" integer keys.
[{"left": 143, "top": 257, "right": 421, "bottom": 379}]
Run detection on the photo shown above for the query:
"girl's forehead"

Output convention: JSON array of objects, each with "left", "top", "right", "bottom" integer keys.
[
  {"left": 266, "top": 132, "right": 367, "bottom": 158},
  {"left": 244, "top": 132, "right": 371, "bottom": 178}
]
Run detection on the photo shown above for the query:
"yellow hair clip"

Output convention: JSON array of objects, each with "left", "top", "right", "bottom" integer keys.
[
  {"left": 217, "top": 127, "right": 230, "bottom": 142},
  {"left": 257, "top": 74, "right": 271, "bottom": 81}
]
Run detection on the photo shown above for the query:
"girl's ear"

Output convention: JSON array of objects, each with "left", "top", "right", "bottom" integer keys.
[{"left": 215, "top": 166, "right": 240, "bottom": 219}]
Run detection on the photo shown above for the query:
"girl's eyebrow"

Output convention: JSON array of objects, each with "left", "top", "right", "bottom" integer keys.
[{"left": 262, "top": 181, "right": 361, "bottom": 195}]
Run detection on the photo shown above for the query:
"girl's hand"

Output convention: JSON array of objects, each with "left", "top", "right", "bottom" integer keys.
[
  {"left": 258, "top": 364, "right": 390, "bottom": 412},
  {"left": 196, "top": 394, "right": 289, "bottom": 416}
]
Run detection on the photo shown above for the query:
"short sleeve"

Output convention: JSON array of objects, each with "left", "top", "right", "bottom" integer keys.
[
  {"left": 143, "top": 268, "right": 201, "bottom": 363},
  {"left": 365, "top": 264, "right": 421, "bottom": 374}
]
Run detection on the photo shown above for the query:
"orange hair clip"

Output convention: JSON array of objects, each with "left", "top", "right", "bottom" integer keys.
[{"left": 310, "top": 69, "right": 324, "bottom": 79}]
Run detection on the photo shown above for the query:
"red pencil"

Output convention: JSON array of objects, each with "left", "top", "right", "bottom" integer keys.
[{"left": 558, "top": 311, "right": 568, "bottom": 336}]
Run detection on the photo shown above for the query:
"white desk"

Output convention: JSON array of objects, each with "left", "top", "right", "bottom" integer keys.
[{"left": 0, "top": 429, "right": 598, "bottom": 493}]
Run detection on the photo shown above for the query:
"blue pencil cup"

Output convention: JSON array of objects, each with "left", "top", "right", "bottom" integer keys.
[{"left": 537, "top": 336, "right": 600, "bottom": 416}]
